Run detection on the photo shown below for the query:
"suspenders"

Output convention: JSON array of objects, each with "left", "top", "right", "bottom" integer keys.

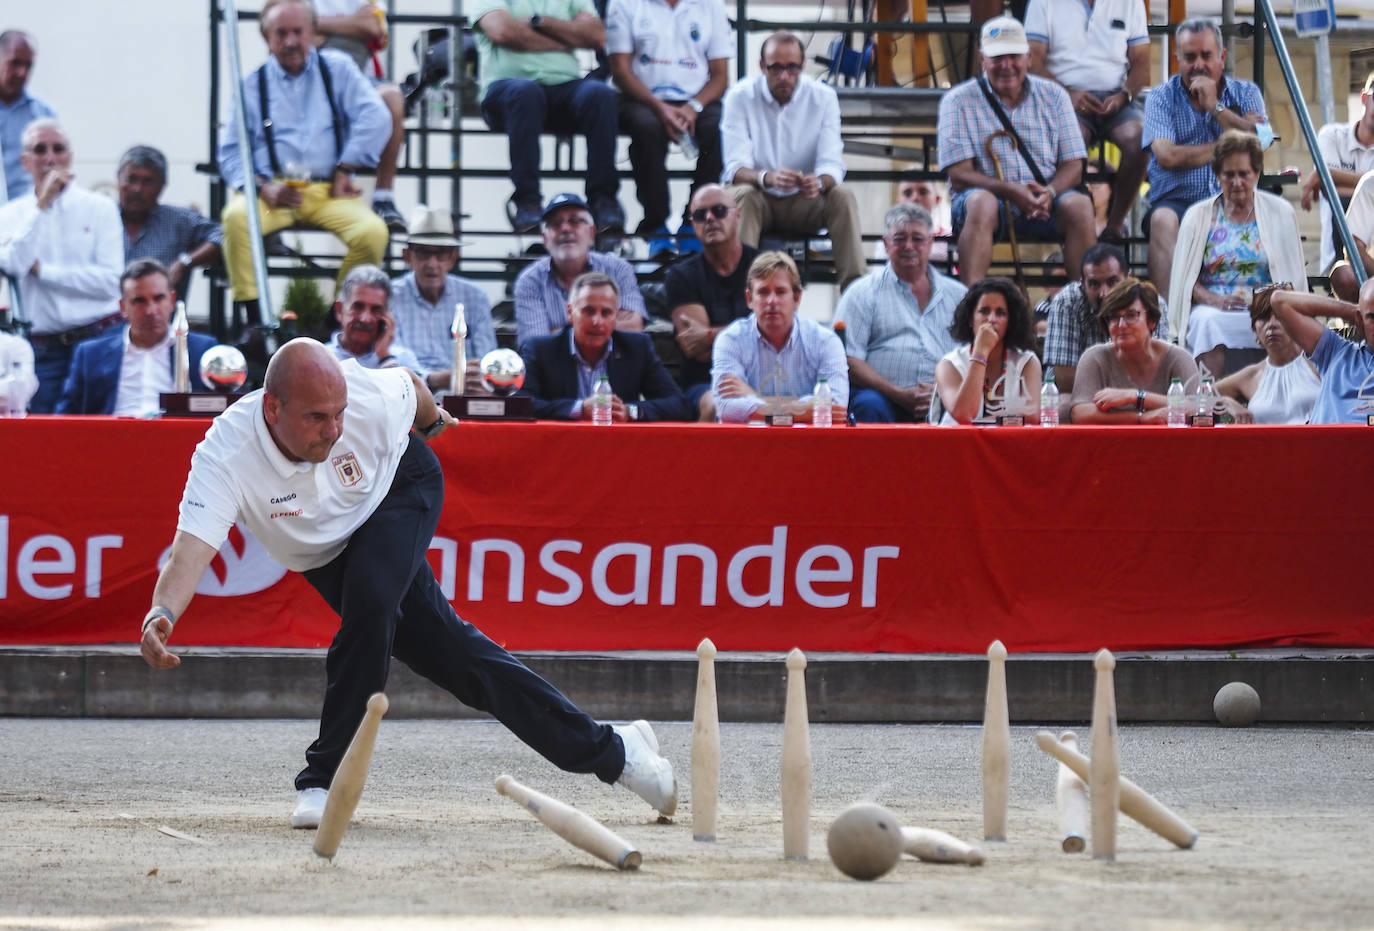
[{"left": 256, "top": 54, "right": 344, "bottom": 178}]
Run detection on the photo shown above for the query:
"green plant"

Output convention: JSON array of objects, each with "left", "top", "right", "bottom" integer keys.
[{"left": 281, "top": 276, "right": 331, "bottom": 335}]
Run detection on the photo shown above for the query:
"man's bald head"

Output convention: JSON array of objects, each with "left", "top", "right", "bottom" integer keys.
[{"left": 263, "top": 339, "right": 348, "bottom": 463}]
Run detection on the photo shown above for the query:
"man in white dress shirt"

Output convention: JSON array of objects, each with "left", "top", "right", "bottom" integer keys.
[
  {"left": 720, "top": 32, "right": 867, "bottom": 290},
  {"left": 139, "top": 338, "right": 678, "bottom": 829},
  {"left": 0, "top": 118, "right": 123, "bottom": 412}
]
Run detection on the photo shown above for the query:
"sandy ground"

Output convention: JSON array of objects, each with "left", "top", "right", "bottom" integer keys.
[{"left": 1, "top": 718, "right": 1371, "bottom": 930}]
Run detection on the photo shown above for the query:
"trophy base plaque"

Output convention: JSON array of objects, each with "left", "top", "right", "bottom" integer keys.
[
  {"left": 160, "top": 392, "right": 246, "bottom": 417},
  {"left": 443, "top": 394, "right": 534, "bottom": 420}
]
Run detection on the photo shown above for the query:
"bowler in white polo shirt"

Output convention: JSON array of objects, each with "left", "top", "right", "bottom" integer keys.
[{"left": 138, "top": 339, "right": 676, "bottom": 828}]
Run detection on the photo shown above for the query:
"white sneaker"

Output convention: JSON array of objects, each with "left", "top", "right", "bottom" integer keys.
[
  {"left": 291, "top": 787, "right": 328, "bottom": 829},
  {"left": 613, "top": 720, "right": 677, "bottom": 816}
]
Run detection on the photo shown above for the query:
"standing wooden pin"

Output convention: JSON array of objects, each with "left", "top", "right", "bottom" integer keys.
[
  {"left": 781, "top": 647, "right": 811, "bottom": 860},
  {"left": 1090, "top": 648, "right": 1120, "bottom": 861},
  {"left": 313, "top": 692, "right": 389, "bottom": 860},
  {"left": 1056, "top": 730, "right": 1089, "bottom": 853},
  {"left": 692, "top": 637, "right": 721, "bottom": 842},
  {"left": 982, "top": 639, "right": 1010, "bottom": 841}
]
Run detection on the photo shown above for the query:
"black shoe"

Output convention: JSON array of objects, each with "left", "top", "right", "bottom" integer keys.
[
  {"left": 373, "top": 199, "right": 408, "bottom": 234},
  {"left": 508, "top": 195, "right": 543, "bottom": 233},
  {"left": 590, "top": 197, "right": 626, "bottom": 235}
]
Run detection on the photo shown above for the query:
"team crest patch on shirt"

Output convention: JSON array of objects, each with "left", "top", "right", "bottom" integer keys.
[{"left": 331, "top": 452, "right": 365, "bottom": 486}]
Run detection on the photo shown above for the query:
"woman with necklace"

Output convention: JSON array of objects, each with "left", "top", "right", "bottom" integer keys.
[
  {"left": 1215, "top": 282, "right": 1322, "bottom": 424},
  {"left": 929, "top": 276, "right": 1041, "bottom": 424},
  {"left": 1070, "top": 278, "right": 1197, "bottom": 424},
  {"left": 1167, "top": 130, "right": 1308, "bottom": 378}
]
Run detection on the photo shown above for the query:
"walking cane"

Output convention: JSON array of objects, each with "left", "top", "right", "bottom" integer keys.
[{"left": 985, "top": 129, "right": 1029, "bottom": 297}]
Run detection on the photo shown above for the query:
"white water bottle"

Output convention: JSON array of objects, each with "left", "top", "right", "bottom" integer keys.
[
  {"left": 812, "top": 378, "right": 833, "bottom": 427},
  {"left": 592, "top": 375, "right": 613, "bottom": 426},
  {"left": 678, "top": 130, "right": 699, "bottom": 160},
  {"left": 1040, "top": 370, "right": 1060, "bottom": 427},
  {"left": 1166, "top": 377, "right": 1187, "bottom": 427},
  {"left": 1194, "top": 373, "right": 1218, "bottom": 425}
]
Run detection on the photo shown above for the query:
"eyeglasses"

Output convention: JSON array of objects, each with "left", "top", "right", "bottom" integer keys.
[
  {"left": 26, "top": 142, "right": 67, "bottom": 156},
  {"left": 763, "top": 63, "right": 803, "bottom": 76},
  {"left": 1104, "top": 310, "right": 1144, "bottom": 326},
  {"left": 689, "top": 204, "right": 733, "bottom": 223},
  {"left": 886, "top": 234, "right": 930, "bottom": 248}
]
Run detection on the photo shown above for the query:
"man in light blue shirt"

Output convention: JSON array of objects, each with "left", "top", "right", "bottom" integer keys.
[
  {"left": 835, "top": 203, "right": 966, "bottom": 422},
  {"left": 0, "top": 31, "right": 55, "bottom": 203},
  {"left": 711, "top": 251, "right": 848, "bottom": 423},
  {"left": 1269, "top": 283, "right": 1374, "bottom": 425},
  {"left": 218, "top": 0, "right": 391, "bottom": 323}
]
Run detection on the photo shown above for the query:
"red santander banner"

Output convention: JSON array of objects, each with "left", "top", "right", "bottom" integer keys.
[{"left": 3, "top": 417, "right": 1372, "bottom": 652}]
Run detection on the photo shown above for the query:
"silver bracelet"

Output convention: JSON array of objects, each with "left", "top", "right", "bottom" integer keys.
[{"left": 141, "top": 605, "right": 176, "bottom": 636}]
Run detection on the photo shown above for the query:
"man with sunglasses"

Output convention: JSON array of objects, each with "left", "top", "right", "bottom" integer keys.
[
  {"left": 720, "top": 32, "right": 867, "bottom": 291},
  {"left": 665, "top": 185, "right": 759, "bottom": 419},
  {"left": 0, "top": 119, "right": 122, "bottom": 413}
]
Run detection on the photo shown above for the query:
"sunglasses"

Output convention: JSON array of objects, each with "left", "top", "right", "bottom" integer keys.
[
  {"left": 763, "top": 63, "right": 803, "bottom": 76},
  {"left": 689, "top": 204, "right": 733, "bottom": 223},
  {"left": 27, "top": 143, "right": 68, "bottom": 156}
]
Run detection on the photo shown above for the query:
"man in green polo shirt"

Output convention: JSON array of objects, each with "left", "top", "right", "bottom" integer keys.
[{"left": 473, "top": 0, "right": 625, "bottom": 234}]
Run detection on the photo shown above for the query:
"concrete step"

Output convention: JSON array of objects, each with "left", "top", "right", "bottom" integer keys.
[{"left": 3, "top": 647, "right": 1370, "bottom": 724}]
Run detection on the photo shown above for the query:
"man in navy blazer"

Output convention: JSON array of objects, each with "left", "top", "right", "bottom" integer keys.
[
  {"left": 520, "top": 271, "right": 692, "bottom": 422},
  {"left": 58, "top": 258, "right": 215, "bottom": 415}
]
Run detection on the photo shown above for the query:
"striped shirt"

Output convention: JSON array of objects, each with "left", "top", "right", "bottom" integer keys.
[
  {"left": 833, "top": 263, "right": 966, "bottom": 386},
  {"left": 389, "top": 271, "right": 497, "bottom": 370},
  {"left": 512, "top": 251, "right": 647, "bottom": 349},
  {"left": 1142, "top": 75, "right": 1266, "bottom": 205},
  {"left": 937, "top": 75, "right": 1086, "bottom": 187},
  {"left": 710, "top": 314, "right": 849, "bottom": 422}
]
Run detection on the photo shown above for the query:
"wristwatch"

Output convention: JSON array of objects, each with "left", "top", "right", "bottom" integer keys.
[
  {"left": 1136, "top": 389, "right": 1146, "bottom": 414},
  {"left": 175, "top": 251, "right": 194, "bottom": 269},
  {"left": 529, "top": 13, "right": 544, "bottom": 29},
  {"left": 420, "top": 415, "right": 447, "bottom": 439},
  {"left": 1213, "top": 101, "right": 1227, "bottom": 116},
  {"left": 627, "top": 403, "right": 640, "bottom": 422},
  {"left": 686, "top": 98, "right": 704, "bottom": 114}
]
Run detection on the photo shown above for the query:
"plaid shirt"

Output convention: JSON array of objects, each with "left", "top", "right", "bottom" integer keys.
[
  {"left": 937, "top": 75, "right": 1086, "bottom": 187},
  {"left": 833, "top": 263, "right": 966, "bottom": 386},
  {"left": 124, "top": 204, "right": 223, "bottom": 301},
  {"left": 390, "top": 271, "right": 496, "bottom": 370},
  {"left": 512, "top": 251, "right": 647, "bottom": 349},
  {"left": 1142, "top": 74, "right": 1266, "bottom": 205},
  {"left": 1042, "top": 281, "right": 1170, "bottom": 372}
]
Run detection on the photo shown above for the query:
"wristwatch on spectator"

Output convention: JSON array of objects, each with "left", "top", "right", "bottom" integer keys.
[
  {"left": 176, "top": 251, "right": 194, "bottom": 270},
  {"left": 1213, "top": 101, "right": 1227, "bottom": 116},
  {"left": 1136, "top": 389, "right": 1146, "bottom": 414},
  {"left": 627, "top": 403, "right": 640, "bottom": 422},
  {"left": 686, "top": 98, "right": 704, "bottom": 114},
  {"left": 529, "top": 13, "right": 544, "bottom": 30}
]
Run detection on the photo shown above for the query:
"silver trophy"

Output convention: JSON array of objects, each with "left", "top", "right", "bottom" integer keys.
[
  {"left": 449, "top": 302, "right": 467, "bottom": 396},
  {"left": 480, "top": 348, "right": 525, "bottom": 396},
  {"left": 172, "top": 301, "right": 190, "bottom": 393},
  {"left": 200, "top": 345, "right": 249, "bottom": 393}
]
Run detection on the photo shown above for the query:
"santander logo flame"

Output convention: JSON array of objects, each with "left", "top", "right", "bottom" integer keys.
[{"left": 158, "top": 523, "right": 288, "bottom": 596}]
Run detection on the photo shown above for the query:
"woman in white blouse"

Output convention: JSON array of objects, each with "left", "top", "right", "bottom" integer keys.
[
  {"left": 1216, "top": 282, "right": 1321, "bottom": 424},
  {"left": 930, "top": 277, "right": 1041, "bottom": 424}
]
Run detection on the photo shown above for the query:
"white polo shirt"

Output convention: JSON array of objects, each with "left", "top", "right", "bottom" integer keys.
[
  {"left": 1316, "top": 121, "right": 1374, "bottom": 273},
  {"left": 605, "top": 0, "right": 733, "bottom": 101},
  {"left": 177, "top": 361, "right": 417, "bottom": 572},
  {"left": 1023, "top": 0, "right": 1148, "bottom": 92}
]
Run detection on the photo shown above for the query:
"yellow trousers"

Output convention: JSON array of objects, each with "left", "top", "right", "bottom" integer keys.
[{"left": 221, "top": 182, "right": 388, "bottom": 302}]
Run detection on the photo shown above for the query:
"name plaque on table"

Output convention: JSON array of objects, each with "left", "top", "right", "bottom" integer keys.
[
  {"left": 160, "top": 392, "right": 246, "bottom": 417},
  {"left": 442, "top": 394, "right": 534, "bottom": 420},
  {"left": 995, "top": 414, "right": 1024, "bottom": 426}
]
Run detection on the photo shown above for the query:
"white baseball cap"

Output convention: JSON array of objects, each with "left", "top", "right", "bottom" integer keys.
[{"left": 980, "top": 16, "right": 1030, "bottom": 57}]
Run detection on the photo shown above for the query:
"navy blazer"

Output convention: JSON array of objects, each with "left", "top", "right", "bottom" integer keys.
[
  {"left": 519, "top": 326, "right": 693, "bottom": 422},
  {"left": 57, "top": 326, "right": 216, "bottom": 415}
]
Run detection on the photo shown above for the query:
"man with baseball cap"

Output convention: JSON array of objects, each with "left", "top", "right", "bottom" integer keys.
[
  {"left": 511, "top": 193, "right": 647, "bottom": 349},
  {"left": 936, "top": 15, "right": 1096, "bottom": 284},
  {"left": 139, "top": 338, "right": 677, "bottom": 828}
]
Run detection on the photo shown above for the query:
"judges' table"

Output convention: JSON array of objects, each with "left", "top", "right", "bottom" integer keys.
[{"left": 2, "top": 417, "right": 1371, "bottom": 652}]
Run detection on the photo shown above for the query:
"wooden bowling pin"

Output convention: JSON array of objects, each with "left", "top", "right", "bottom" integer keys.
[
  {"left": 1090, "top": 649, "right": 1120, "bottom": 861},
  {"left": 982, "top": 640, "right": 1010, "bottom": 841},
  {"left": 1056, "top": 730, "right": 1089, "bottom": 853},
  {"left": 781, "top": 647, "right": 811, "bottom": 860},
  {"left": 691, "top": 637, "right": 721, "bottom": 842}
]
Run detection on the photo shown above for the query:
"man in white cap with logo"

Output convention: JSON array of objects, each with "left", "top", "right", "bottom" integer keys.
[
  {"left": 936, "top": 15, "right": 1096, "bottom": 285},
  {"left": 138, "top": 338, "right": 677, "bottom": 828}
]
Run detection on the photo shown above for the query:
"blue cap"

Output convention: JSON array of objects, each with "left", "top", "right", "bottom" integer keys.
[{"left": 541, "top": 192, "right": 590, "bottom": 222}]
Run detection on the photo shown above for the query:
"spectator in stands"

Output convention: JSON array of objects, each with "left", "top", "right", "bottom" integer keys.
[
  {"left": 1043, "top": 243, "right": 1170, "bottom": 392},
  {"left": 834, "top": 202, "right": 966, "bottom": 423},
  {"left": 472, "top": 0, "right": 625, "bottom": 233},
  {"left": 711, "top": 250, "right": 848, "bottom": 423},
  {"left": 1168, "top": 131, "right": 1307, "bottom": 378},
  {"left": 665, "top": 184, "right": 759, "bottom": 420},
  {"left": 606, "top": 0, "right": 732, "bottom": 253},
  {"left": 930, "top": 276, "right": 1041, "bottom": 424},
  {"left": 218, "top": 0, "right": 391, "bottom": 327},
  {"left": 880, "top": 179, "right": 952, "bottom": 264},
  {"left": 57, "top": 259, "right": 215, "bottom": 416},
  {"left": 721, "top": 32, "right": 867, "bottom": 290},
  {"left": 117, "top": 146, "right": 222, "bottom": 302},
  {"left": 513, "top": 193, "right": 646, "bottom": 348},
  {"left": 1142, "top": 18, "right": 1267, "bottom": 304},
  {"left": 0, "top": 119, "right": 122, "bottom": 413},
  {"left": 1069, "top": 277, "right": 1198, "bottom": 424},
  {"left": 0, "top": 30, "right": 54, "bottom": 202},
  {"left": 391, "top": 205, "right": 495, "bottom": 393},
  {"left": 520, "top": 271, "right": 692, "bottom": 421},
  {"left": 0, "top": 327, "right": 38, "bottom": 415},
  {"left": 313, "top": 0, "right": 409, "bottom": 233},
  {"left": 1025, "top": 0, "right": 1149, "bottom": 241},
  {"left": 1303, "top": 72, "right": 1374, "bottom": 302},
  {"left": 936, "top": 16, "right": 1096, "bottom": 286},
  {"left": 326, "top": 264, "right": 430, "bottom": 386},
  {"left": 1268, "top": 279, "right": 1374, "bottom": 425},
  {"left": 1212, "top": 284, "right": 1317, "bottom": 424}
]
